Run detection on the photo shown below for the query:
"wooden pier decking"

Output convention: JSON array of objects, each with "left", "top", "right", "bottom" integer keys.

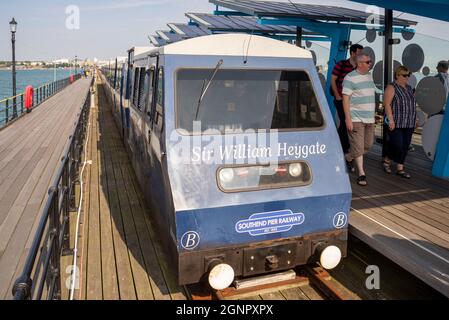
[
  {"left": 0, "top": 78, "right": 93, "bottom": 299},
  {"left": 74, "top": 78, "right": 186, "bottom": 300},
  {"left": 350, "top": 141, "right": 449, "bottom": 297}
]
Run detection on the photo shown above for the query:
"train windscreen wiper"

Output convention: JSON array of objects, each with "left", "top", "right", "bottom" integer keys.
[{"left": 194, "top": 59, "right": 224, "bottom": 120}]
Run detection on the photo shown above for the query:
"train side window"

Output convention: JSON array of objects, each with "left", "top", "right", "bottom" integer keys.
[
  {"left": 146, "top": 67, "right": 155, "bottom": 118},
  {"left": 137, "top": 67, "right": 146, "bottom": 110},
  {"left": 154, "top": 67, "right": 164, "bottom": 132},
  {"left": 132, "top": 68, "right": 140, "bottom": 107}
]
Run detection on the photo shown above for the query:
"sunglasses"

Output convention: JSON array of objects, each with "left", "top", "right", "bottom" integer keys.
[
  {"left": 361, "top": 60, "right": 372, "bottom": 65},
  {"left": 399, "top": 73, "right": 411, "bottom": 78}
]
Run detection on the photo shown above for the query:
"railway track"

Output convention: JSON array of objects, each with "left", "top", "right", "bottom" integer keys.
[
  {"left": 185, "top": 263, "right": 360, "bottom": 301},
  {"left": 184, "top": 235, "right": 445, "bottom": 300}
]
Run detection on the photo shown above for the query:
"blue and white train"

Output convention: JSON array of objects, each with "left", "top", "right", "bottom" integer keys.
[{"left": 101, "top": 34, "right": 352, "bottom": 290}]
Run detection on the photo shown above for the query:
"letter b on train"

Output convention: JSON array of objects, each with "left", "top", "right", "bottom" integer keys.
[{"left": 181, "top": 231, "right": 200, "bottom": 250}]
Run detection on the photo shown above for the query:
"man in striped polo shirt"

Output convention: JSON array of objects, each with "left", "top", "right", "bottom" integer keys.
[
  {"left": 342, "top": 53, "right": 376, "bottom": 186},
  {"left": 331, "top": 44, "right": 364, "bottom": 167}
]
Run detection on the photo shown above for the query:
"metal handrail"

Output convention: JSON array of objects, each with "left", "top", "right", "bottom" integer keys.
[
  {"left": 0, "top": 74, "right": 83, "bottom": 129},
  {"left": 11, "top": 77, "right": 93, "bottom": 300}
]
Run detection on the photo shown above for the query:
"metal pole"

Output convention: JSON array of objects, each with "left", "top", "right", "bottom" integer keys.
[
  {"left": 296, "top": 27, "right": 303, "bottom": 48},
  {"left": 114, "top": 58, "right": 118, "bottom": 89},
  {"left": 382, "top": 9, "right": 394, "bottom": 158},
  {"left": 75, "top": 55, "right": 78, "bottom": 75},
  {"left": 11, "top": 31, "right": 17, "bottom": 119}
]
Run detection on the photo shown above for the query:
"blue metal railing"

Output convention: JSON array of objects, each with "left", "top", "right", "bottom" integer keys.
[
  {"left": 0, "top": 74, "right": 82, "bottom": 129},
  {"left": 11, "top": 77, "right": 93, "bottom": 300}
]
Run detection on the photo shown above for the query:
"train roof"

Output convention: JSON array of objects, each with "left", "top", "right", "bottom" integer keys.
[
  {"left": 147, "top": 33, "right": 312, "bottom": 59},
  {"left": 128, "top": 46, "right": 153, "bottom": 55}
]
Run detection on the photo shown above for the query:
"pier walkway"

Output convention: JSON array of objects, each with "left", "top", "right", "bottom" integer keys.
[{"left": 0, "top": 78, "right": 92, "bottom": 299}]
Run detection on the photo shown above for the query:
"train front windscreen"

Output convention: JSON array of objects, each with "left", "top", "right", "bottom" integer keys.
[{"left": 176, "top": 69, "right": 324, "bottom": 134}]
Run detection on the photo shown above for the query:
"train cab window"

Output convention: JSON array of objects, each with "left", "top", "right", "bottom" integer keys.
[{"left": 176, "top": 69, "right": 324, "bottom": 134}]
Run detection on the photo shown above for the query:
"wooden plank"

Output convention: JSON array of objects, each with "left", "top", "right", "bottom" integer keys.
[
  {"left": 350, "top": 211, "right": 449, "bottom": 297},
  {"left": 85, "top": 98, "right": 103, "bottom": 300},
  {"left": 128, "top": 160, "right": 187, "bottom": 300},
  {"left": 355, "top": 169, "right": 449, "bottom": 231},
  {"left": 79, "top": 89, "right": 94, "bottom": 301},
  {"left": 100, "top": 102, "right": 137, "bottom": 301},
  {"left": 352, "top": 183, "right": 449, "bottom": 248},
  {"left": 259, "top": 291, "right": 286, "bottom": 300},
  {"left": 279, "top": 287, "right": 309, "bottom": 300},
  {"left": 0, "top": 94, "right": 87, "bottom": 298},
  {"left": 108, "top": 120, "right": 153, "bottom": 300},
  {"left": 0, "top": 93, "right": 81, "bottom": 252},
  {"left": 297, "top": 285, "right": 323, "bottom": 300},
  {"left": 120, "top": 165, "right": 171, "bottom": 300},
  {"left": 97, "top": 105, "right": 120, "bottom": 300}
]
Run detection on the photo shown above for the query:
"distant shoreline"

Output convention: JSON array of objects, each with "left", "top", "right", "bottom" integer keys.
[{"left": 0, "top": 68, "right": 72, "bottom": 71}]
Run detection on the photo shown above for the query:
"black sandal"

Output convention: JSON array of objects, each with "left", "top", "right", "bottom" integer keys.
[
  {"left": 357, "top": 175, "right": 368, "bottom": 186},
  {"left": 382, "top": 160, "right": 392, "bottom": 174},
  {"left": 397, "top": 170, "right": 411, "bottom": 179}
]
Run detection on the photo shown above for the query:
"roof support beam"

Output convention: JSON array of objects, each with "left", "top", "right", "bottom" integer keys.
[
  {"left": 433, "top": 100, "right": 449, "bottom": 177},
  {"left": 381, "top": 9, "right": 393, "bottom": 158},
  {"left": 350, "top": 0, "right": 449, "bottom": 23}
]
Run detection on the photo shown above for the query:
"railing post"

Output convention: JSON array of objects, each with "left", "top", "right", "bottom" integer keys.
[
  {"left": 49, "top": 186, "right": 61, "bottom": 300},
  {"left": 5, "top": 99, "right": 9, "bottom": 123},
  {"left": 12, "top": 96, "right": 17, "bottom": 119},
  {"left": 20, "top": 94, "right": 24, "bottom": 115},
  {"left": 12, "top": 275, "right": 33, "bottom": 300},
  {"left": 61, "top": 159, "right": 72, "bottom": 256}
]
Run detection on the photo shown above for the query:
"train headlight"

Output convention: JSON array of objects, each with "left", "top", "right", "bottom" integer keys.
[
  {"left": 319, "top": 245, "right": 342, "bottom": 270},
  {"left": 208, "top": 263, "right": 235, "bottom": 290},
  {"left": 219, "top": 168, "right": 234, "bottom": 184},
  {"left": 217, "top": 161, "right": 312, "bottom": 192},
  {"left": 288, "top": 163, "right": 303, "bottom": 177}
]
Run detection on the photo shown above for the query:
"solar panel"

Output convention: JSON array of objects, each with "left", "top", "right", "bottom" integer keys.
[
  {"left": 210, "top": 0, "right": 417, "bottom": 26},
  {"left": 167, "top": 23, "right": 211, "bottom": 38},
  {"left": 156, "top": 30, "right": 184, "bottom": 43},
  {"left": 186, "top": 13, "right": 318, "bottom": 35},
  {"left": 149, "top": 35, "right": 167, "bottom": 47}
]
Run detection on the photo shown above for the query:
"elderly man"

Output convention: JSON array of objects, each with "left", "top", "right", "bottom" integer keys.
[
  {"left": 342, "top": 54, "right": 376, "bottom": 186},
  {"left": 331, "top": 44, "right": 364, "bottom": 170}
]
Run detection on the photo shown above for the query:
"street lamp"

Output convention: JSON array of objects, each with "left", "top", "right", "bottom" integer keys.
[{"left": 9, "top": 17, "right": 17, "bottom": 118}]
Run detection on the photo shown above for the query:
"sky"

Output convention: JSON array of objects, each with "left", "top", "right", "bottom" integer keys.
[{"left": 1, "top": 0, "right": 449, "bottom": 61}]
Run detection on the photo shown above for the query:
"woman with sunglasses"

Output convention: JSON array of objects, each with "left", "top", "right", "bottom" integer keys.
[{"left": 383, "top": 66, "right": 417, "bottom": 178}]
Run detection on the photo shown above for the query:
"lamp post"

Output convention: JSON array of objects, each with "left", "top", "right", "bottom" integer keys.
[{"left": 10, "top": 17, "right": 18, "bottom": 119}]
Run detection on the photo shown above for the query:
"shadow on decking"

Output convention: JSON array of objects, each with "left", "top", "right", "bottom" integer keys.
[{"left": 81, "top": 82, "right": 184, "bottom": 300}]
